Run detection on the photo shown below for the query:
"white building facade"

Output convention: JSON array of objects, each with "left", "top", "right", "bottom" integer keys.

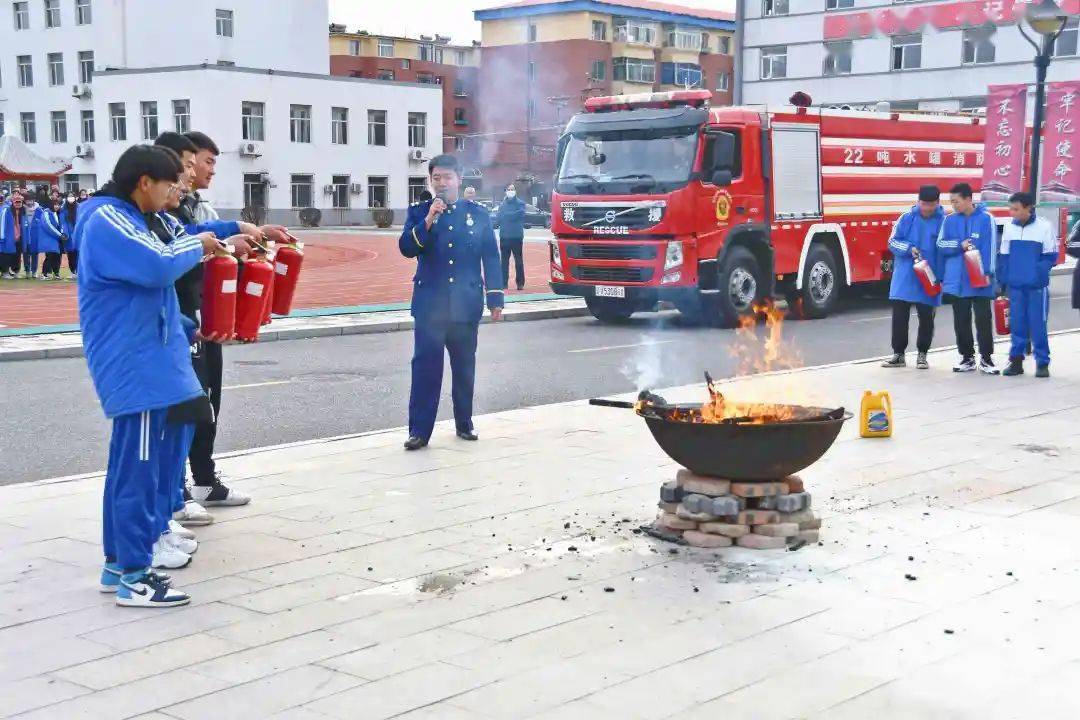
[
  {"left": 0, "top": 0, "right": 443, "bottom": 223},
  {"left": 739, "top": 0, "right": 1080, "bottom": 111}
]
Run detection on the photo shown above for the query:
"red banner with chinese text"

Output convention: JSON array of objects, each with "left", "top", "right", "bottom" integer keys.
[
  {"left": 1039, "top": 81, "right": 1080, "bottom": 203},
  {"left": 981, "top": 84, "right": 1028, "bottom": 201},
  {"left": 823, "top": 0, "right": 1080, "bottom": 40}
]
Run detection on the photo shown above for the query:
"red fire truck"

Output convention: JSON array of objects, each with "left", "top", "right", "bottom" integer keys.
[{"left": 549, "top": 89, "right": 1010, "bottom": 326}]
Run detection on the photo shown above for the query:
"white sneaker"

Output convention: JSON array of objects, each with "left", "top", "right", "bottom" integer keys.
[
  {"left": 151, "top": 538, "right": 192, "bottom": 569},
  {"left": 163, "top": 532, "right": 198, "bottom": 555},
  {"left": 191, "top": 481, "right": 251, "bottom": 507},
  {"left": 952, "top": 357, "right": 976, "bottom": 373},
  {"left": 979, "top": 357, "right": 1000, "bottom": 375},
  {"left": 173, "top": 499, "right": 214, "bottom": 526},
  {"left": 168, "top": 519, "right": 197, "bottom": 539}
]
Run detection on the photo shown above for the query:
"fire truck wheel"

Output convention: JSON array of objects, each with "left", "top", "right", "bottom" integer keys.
[
  {"left": 712, "top": 245, "right": 764, "bottom": 328},
  {"left": 789, "top": 244, "right": 840, "bottom": 320},
  {"left": 585, "top": 297, "right": 634, "bottom": 323}
]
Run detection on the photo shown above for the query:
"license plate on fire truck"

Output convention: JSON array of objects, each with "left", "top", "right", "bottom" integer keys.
[{"left": 594, "top": 285, "right": 625, "bottom": 299}]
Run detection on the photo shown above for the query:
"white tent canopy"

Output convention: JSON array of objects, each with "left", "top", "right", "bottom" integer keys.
[{"left": 0, "top": 133, "right": 70, "bottom": 180}]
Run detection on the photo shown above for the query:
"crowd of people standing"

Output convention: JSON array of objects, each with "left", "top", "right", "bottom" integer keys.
[{"left": 0, "top": 186, "right": 87, "bottom": 280}]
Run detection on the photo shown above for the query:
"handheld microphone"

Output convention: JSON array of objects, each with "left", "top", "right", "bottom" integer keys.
[{"left": 434, "top": 191, "right": 449, "bottom": 225}]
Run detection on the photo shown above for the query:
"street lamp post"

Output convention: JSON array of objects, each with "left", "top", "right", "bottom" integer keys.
[{"left": 1017, "top": 0, "right": 1070, "bottom": 197}]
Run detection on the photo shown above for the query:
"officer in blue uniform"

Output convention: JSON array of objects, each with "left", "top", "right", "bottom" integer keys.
[{"left": 400, "top": 154, "right": 504, "bottom": 450}]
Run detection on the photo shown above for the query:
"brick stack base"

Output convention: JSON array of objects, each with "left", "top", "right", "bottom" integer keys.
[{"left": 653, "top": 469, "right": 821, "bottom": 549}]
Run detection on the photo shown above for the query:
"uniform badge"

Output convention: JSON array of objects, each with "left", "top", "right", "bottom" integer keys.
[{"left": 466, "top": 214, "right": 474, "bottom": 227}]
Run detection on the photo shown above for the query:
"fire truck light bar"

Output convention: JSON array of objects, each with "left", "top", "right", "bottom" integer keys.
[{"left": 584, "top": 89, "right": 712, "bottom": 113}]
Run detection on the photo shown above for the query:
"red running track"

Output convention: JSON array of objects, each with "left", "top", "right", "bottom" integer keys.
[{"left": 0, "top": 231, "right": 554, "bottom": 331}]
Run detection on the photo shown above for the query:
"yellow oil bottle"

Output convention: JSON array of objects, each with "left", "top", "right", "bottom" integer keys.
[{"left": 859, "top": 391, "right": 893, "bottom": 438}]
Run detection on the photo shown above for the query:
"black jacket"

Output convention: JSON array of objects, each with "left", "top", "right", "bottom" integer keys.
[{"left": 1066, "top": 220, "right": 1080, "bottom": 310}]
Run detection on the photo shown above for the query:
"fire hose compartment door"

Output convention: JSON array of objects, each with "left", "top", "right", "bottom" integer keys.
[{"left": 771, "top": 123, "right": 822, "bottom": 220}]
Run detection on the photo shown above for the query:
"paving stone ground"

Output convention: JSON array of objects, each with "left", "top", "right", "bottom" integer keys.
[{"left": 2, "top": 334, "right": 1080, "bottom": 719}]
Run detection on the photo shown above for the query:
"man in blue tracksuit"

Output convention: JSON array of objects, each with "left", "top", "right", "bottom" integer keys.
[
  {"left": 399, "top": 154, "right": 504, "bottom": 450},
  {"left": 882, "top": 185, "right": 945, "bottom": 370},
  {"left": 78, "top": 144, "right": 220, "bottom": 608},
  {"left": 937, "top": 182, "right": 999, "bottom": 374},
  {"left": 998, "top": 192, "right": 1058, "bottom": 378},
  {"left": 0, "top": 192, "right": 30, "bottom": 278},
  {"left": 36, "top": 199, "right": 65, "bottom": 279},
  {"left": 495, "top": 185, "right": 527, "bottom": 291}
]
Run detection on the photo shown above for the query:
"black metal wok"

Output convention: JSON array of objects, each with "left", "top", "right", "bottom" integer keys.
[{"left": 590, "top": 395, "right": 851, "bottom": 481}]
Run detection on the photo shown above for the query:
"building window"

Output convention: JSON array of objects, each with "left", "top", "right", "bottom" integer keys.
[
  {"left": 290, "top": 174, "right": 313, "bottom": 209},
  {"left": 667, "top": 27, "right": 702, "bottom": 52},
  {"left": 823, "top": 40, "right": 853, "bottom": 76},
  {"left": 959, "top": 98, "right": 986, "bottom": 112},
  {"left": 378, "top": 69, "right": 394, "bottom": 81},
  {"left": 826, "top": 0, "right": 854, "bottom": 9},
  {"left": 243, "top": 173, "right": 266, "bottom": 208},
  {"left": 671, "top": 62, "right": 702, "bottom": 87},
  {"left": 591, "top": 20, "right": 607, "bottom": 41},
  {"left": 368, "top": 109, "right": 387, "bottom": 145},
  {"left": 50, "top": 110, "right": 66, "bottom": 143},
  {"left": 891, "top": 33, "right": 922, "bottom": 70},
  {"left": 13, "top": 1, "right": 28, "bottom": 29},
  {"left": 408, "top": 176, "right": 427, "bottom": 204},
  {"left": 76, "top": 0, "right": 91, "bottom": 24},
  {"left": 408, "top": 112, "right": 426, "bottom": 148},
  {"left": 216, "top": 8, "right": 233, "bottom": 37},
  {"left": 454, "top": 135, "right": 466, "bottom": 151},
  {"left": 78, "top": 50, "right": 94, "bottom": 83},
  {"left": 21, "top": 112, "right": 36, "bottom": 143},
  {"left": 172, "top": 99, "right": 190, "bottom": 133},
  {"left": 454, "top": 107, "right": 467, "bottom": 126},
  {"left": 763, "top": 0, "right": 789, "bottom": 16},
  {"left": 719, "top": 36, "right": 731, "bottom": 54},
  {"left": 453, "top": 78, "right": 468, "bottom": 96},
  {"left": 614, "top": 18, "right": 655, "bottom": 45},
  {"left": 962, "top": 28, "right": 995, "bottom": 65},
  {"left": 44, "top": 0, "right": 60, "bottom": 27},
  {"left": 63, "top": 175, "right": 79, "bottom": 193},
  {"left": 367, "top": 176, "right": 388, "bottom": 208},
  {"left": 109, "top": 102, "right": 126, "bottom": 141},
  {"left": 612, "top": 57, "right": 656, "bottom": 84},
  {"left": 527, "top": 22, "right": 537, "bottom": 42},
  {"left": 349, "top": 39, "right": 361, "bottom": 56},
  {"left": 140, "top": 101, "right": 158, "bottom": 140},
  {"left": 761, "top": 46, "right": 787, "bottom": 79},
  {"left": 81, "top": 109, "right": 94, "bottom": 142},
  {"left": 419, "top": 43, "right": 444, "bottom": 63},
  {"left": 17, "top": 55, "right": 32, "bottom": 87},
  {"left": 47, "top": 52, "right": 64, "bottom": 86},
  {"left": 717, "top": 71, "right": 730, "bottom": 91},
  {"left": 331, "top": 106, "right": 348, "bottom": 144},
  {"left": 290, "top": 104, "right": 311, "bottom": 143},
  {"left": 455, "top": 50, "right": 466, "bottom": 65},
  {"left": 1055, "top": 18, "right": 1078, "bottom": 57},
  {"left": 332, "top": 174, "right": 350, "bottom": 209},
  {"left": 242, "top": 101, "right": 264, "bottom": 140},
  {"left": 401, "top": 58, "right": 410, "bottom": 69},
  {"left": 416, "top": 72, "right": 436, "bottom": 84},
  {"left": 590, "top": 59, "right": 606, "bottom": 81},
  {"left": 378, "top": 38, "right": 394, "bottom": 58}
]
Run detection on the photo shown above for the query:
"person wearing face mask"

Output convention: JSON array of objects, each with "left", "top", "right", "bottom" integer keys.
[
  {"left": 37, "top": 199, "right": 65, "bottom": 280},
  {"left": 62, "top": 192, "right": 80, "bottom": 279},
  {"left": 495, "top": 185, "right": 527, "bottom": 291},
  {"left": 0, "top": 192, "right": 31, "bottom": 279},
  {"left": 23, "top": 195, "right": 42, "bottom": 279}
]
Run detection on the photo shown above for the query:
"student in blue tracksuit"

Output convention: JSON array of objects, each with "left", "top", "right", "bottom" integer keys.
[
  {"left": 24, "top": 196, "right": 42, "bottom": 278},
  {"left": 998, "top": 192, "right": 1058, "bottom": 378},
  {"left": 78, "top": 144, "right": 220, "bottom": 608},
  {"left": 62, "top": 193, "right": 80, "bottom": 279},
  {"left": 937, "top": 182, "right": 999, "bottom": 374},
  {"left": 0, "top": 192, "right": 31, "bottom": 278},
  {"left": 882, "top": 185, "right": 945, "bottom": 370},
  {"left": 399, "top": 154, "right": 504, "bottom": 450},
  {"left": 37, "top": 199, "right": 65, "bottom": 279}
]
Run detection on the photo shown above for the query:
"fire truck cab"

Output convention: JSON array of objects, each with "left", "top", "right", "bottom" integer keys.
[{"left": 550, "top": 89, "right": 999, "bottom": 327}]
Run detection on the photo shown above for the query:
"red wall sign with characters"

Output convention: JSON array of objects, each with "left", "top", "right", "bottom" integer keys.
[{"left": 824, "top": 0, "right": 1080, "bottom": 40}]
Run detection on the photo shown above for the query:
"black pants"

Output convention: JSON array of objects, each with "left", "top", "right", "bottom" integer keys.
[
  {"left": 11, "top": 241, "right": 23, "bottom": 273},
  {"left": 891, "top": 300, "right": 935, "bottom": 354},
  {"left": 42, "top": 252, "right": 62, "bottom": 276},
  {"left": 188, "top": 341, "right": 224, "bottom": 485},
  {"left": 67, "top": 250, "right": 79, "bottom": 275},
  {"left": 500, "top": 237, "right": 524, "bottom": 290},
  {"left": 950, "top": 295, "right": 994, "bottom": 360}
]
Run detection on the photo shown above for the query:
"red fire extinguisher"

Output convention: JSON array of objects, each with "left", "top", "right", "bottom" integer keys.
[
  {"left": 963, "top": 243, "right": 991, "bottom": 288},
  {"left": 235, "top": 255, "right": 275, "bottom": 342},
  {"left": 994, "top": 296, "right": 1010, "bottom": 336},
  {"left": 200, "top": 249, "right": 239, "bottom": 340},
  {"left": 271, "top": 235, "right": 304, "bottom": 316},
  {"left": 911, "top": 249, "right": 941, "bottom": 297},
  {"left": 261, "top": 259, "right": 275, "bottom": 327}
]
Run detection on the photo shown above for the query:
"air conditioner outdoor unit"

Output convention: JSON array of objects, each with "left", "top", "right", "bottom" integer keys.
[
  {"left": 74, "top": 143, "right": 94, "bottom": 159},
  {"left": 71, "top": 84, "right": 91, "bottom": 99},
  {"left": 239, "top": 142, "right": 262, "bottom": 157},
  {"left": 408, "top": 148, "right": 425, "bottom": 162},
  {"left": 323, "top": 184, "right": 335, "bottom": 195},
  {"left": 349, "top": 182, "right": 363, "bottom": 194}
]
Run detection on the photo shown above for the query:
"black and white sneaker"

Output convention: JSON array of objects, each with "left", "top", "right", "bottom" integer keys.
[
  {"left": 116, "top": 571, "right": 190, "bottom": 608},
  {"left": 953, "top": 357, "right": 976, "bottom": 373},
  {"left": 191, "top": 476, "right": 250, "bottom": 507},
  {"left": 978, "top": 357, "right": 1000, "bottom": 375},
  {"left": 916, "top": 353, "right": 929, "bottom": 370},
  {"left": 881, "top": 354, "right": 906, "bottom": 368}
]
